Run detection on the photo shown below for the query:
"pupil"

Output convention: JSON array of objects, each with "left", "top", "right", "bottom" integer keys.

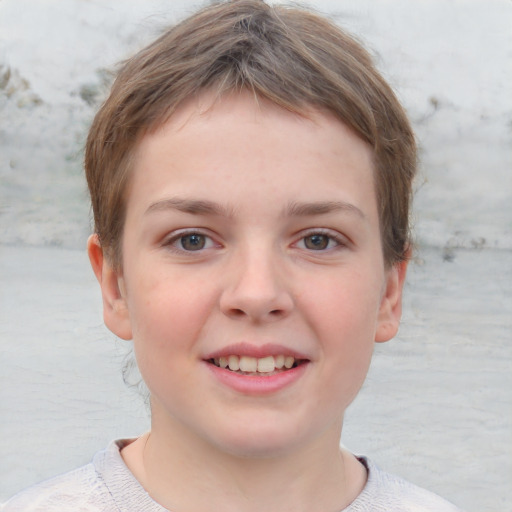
[
  {"left": 181, "top": 234, "right": 205, "bottom": 251},
  {"left": 305, "top": 234, "right": 328, "bottom": 250}
]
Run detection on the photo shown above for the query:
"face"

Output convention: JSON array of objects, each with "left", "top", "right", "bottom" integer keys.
[{"left": 90, "top": 92, "right": 406, "bottom": 458}]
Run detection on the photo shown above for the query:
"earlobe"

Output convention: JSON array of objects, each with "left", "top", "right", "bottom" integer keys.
[
  {"left": 375, "top": 259, "right": 408, "bottom": 343},
  {"left": 87, "top": 234, "right": 133, "bottom": 340}
]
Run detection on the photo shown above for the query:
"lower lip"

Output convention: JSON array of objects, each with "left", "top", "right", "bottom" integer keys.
[{"left": 205, "top": 362, "right": 309, "bottom": 395}]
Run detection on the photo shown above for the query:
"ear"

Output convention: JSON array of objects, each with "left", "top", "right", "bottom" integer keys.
[
  {"left": 87, "top": 234, "right": 132, "bottom": 340},
  {"left": 375, "top": 258, "right": 408, "bottom": 343}
]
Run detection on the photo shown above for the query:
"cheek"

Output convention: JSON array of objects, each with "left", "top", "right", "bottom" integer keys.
[
  {"left": 302, "top": 270, "right": 383, "bottom": 338},
  {"left": 126, "top": 274, "right": 217, "bottom": 366},
  {"left": 300, "top": 270, "right": 381, "bottom": 395},
  {"left": 128, "top": 290, "right": 210, "bottom": 402}
]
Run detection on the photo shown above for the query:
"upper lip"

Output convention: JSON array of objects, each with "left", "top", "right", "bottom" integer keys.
[{"left": 204, "top": 342, "right": 310, "bottom": 361}]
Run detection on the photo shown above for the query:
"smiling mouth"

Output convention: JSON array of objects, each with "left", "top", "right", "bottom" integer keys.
[{"left": 208, "top": 355, "right": 307, "bottom": 375}]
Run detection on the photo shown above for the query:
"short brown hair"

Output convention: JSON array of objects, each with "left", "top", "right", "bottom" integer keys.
[{"left": 85, "top": 0, "right": 416, "bottom": 268}]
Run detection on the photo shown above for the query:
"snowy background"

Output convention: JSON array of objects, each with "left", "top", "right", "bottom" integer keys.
[{"left": 1, "top": 1, "right": 511, "bottom": 510}]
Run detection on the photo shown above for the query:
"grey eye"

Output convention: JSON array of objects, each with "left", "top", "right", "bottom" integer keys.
[{"left": 180, "top": 234, "right": 206, "bottom": 251}]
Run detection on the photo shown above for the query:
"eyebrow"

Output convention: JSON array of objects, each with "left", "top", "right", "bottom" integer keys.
[
  {"left": 145, "top": 197, "right": 365, "bottom": 220},
  {"left": 284, "top": 200, "right": 366, "bottom": 219},
  {"left": 145, "top": 198, "right": 234, "bottom": 217}
]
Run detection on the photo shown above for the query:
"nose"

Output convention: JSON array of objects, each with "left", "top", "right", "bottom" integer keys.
[{"left": 220, "top": 248, "right": 294, "bottom": 323}]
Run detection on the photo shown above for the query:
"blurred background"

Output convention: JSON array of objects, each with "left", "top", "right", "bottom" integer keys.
[{"left": 1, "top": 1, "right": 511, "bottom": 510}]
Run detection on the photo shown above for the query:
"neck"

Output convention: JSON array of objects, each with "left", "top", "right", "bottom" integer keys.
[{"left": 122, "top": 418, "right": 367, "bottom": 512}]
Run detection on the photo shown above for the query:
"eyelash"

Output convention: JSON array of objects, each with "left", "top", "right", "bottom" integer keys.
[
  {"left": 294, "top": 229, "right": 347, "bottom": 252},
  {"left": 162, "top": 229, "right": 347, "bottom": 254},
  {"left": 163, "top": 230, "right": 219, "bottom": 253}
]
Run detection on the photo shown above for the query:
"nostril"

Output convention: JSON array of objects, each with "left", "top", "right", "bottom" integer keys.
[{"left": 227, "top": 308, "right": 284, "bottom": 319}]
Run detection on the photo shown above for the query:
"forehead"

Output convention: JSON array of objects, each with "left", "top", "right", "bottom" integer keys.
[
  {"left": 128, "top": 91, "right": 377, "bottom": 219},
  {"left": 141, "top": 89, "right": 371, "bottom": 153}
]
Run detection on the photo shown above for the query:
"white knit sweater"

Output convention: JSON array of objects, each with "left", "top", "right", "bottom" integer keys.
[{"left": 2, "top": 440, "right": 462, "bottom": 512}]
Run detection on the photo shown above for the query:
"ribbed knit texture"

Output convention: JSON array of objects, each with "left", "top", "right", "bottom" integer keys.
[{"left": 3, "top": 440, "right": 462, "bottom": 511}]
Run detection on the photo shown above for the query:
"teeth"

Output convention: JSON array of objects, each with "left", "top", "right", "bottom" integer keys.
[
  {"left": 228, "top": 355, "right": 240, "bottom": 371},
  {"left": 214, "top": 355, "right": 300, "bottom": 373},
  {"left": 239, "top": 356, "right": 258, "bottom": 372},
  {"left": 257, "top": 356, "right": 275, "bottom": 373}
]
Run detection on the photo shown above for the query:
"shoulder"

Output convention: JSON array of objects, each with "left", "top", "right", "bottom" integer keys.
[
  {"left": 1, "top": 462, "right": 110, "bottom": 512},
  {"left": 346, "top": 457, "right": 464, "bottom": 512},
  {"left": 2, "top": 439, "right": 166, "bottom": 512}
]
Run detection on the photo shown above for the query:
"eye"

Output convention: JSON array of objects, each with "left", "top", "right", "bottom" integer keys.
[
  {"left": 304, "top": 234, "right": 331, "bottom": 250},
  {"left": 165, "top": 231, "right": 217, "bottom": 252},
  {"left": 296, "top": 231, "right": 343, "bottom": 251},
  {"left": 179, "top": 233, "right": 208, "bottom": 251}
]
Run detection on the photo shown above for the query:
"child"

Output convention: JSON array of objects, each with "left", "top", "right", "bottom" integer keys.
[{"left": 4, "top": 1, "right": 463, "bottom": 510}]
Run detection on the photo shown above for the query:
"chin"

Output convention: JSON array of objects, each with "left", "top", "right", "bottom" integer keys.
[{"left": 204, "top": 417, "right": 315, "bottom": 460}]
